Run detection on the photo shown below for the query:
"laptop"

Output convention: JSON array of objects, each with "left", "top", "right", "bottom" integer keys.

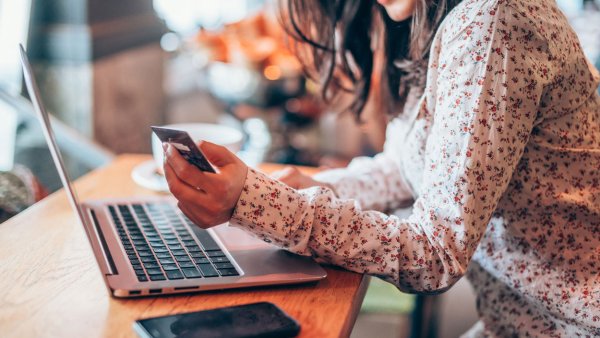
[{"left": 19, "top": 45, "right": 326, "bottom": 298}]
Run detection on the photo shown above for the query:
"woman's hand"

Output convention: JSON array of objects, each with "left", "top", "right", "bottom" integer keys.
[
  {"left": 163, "top": 141, "right": 248, "bottom": 229},
  {"left": 271, "top": 166, "right": 332, "bottom": 190}
]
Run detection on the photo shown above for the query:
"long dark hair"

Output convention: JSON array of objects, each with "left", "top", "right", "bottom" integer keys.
[{"left": 279, "top": 0, "right": 460, "bottom": 120}]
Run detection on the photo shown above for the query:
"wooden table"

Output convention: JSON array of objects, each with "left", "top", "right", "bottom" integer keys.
[{"left": 0, "top": 155, "right": 368, "bottom": 338}]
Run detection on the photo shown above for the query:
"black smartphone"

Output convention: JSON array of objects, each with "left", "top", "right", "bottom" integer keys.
[
  {"left": 133, "top": 302, "right": 301, "bottom": 338},
  {"left": 152, "top": 126, "right": 216, "bottom": 173}
]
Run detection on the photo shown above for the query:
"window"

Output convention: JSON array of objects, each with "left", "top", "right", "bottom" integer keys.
[{"left": 0, "top": 0, "right": 31, "bottom": 94}]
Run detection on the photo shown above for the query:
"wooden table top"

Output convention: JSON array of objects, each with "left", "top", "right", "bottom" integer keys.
[{"left": 0, "top": 154, "right": 368, "bottom": 338}]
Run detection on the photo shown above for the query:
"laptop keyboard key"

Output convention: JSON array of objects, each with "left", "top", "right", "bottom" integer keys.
[
  {"left": 166, "top": 270, "right": 184, "bottom": 280},
  {"left": 179, "top": 261, "right": 195, "bottom": 268},
  {"left": 149, "top": 274, "right": 166, "bottom": 281},
  {"left": 186, "top": 246, "right": 202, "bottom": 253},
  {"left": 181, "top": 268, "right": 202, "bottom": 279},
  {"left": 205, "top": 250, "right": 225, "bottom": 257},
  {"left": 156, "top": 252, "right": 172, "bottom": 259},
  {"left": 214, "top": 262, "right": 234, "bottom": 269},
  {"left": 159, "top": 258, "right": 176, "bottom": 265},
  {"left": 192, "top": 228, "right": 220, "bottom": 251},
  {"left": 175, "top": 256, "right": 191, "bottom": 263},
  {"left": 218, "top": 268, "right": 239, "bottom": 277},
  {"left": 137, "top": 250, "right": 154, "bottom": 257},
  {"left": 193, "top": 257, "right": 210, "bottom": 264},
  {"left": 182, "top": 240, "right": 197, "bottom": 247},
  {"left": 149, "top": 241, "right": 165, "bottom": 248},
  {"left": 141, "top": 256, "right": 157, "bottom": 263},
  {"left": 210, "top": 256, "right": 229, "bottom": 263},
  {"left": 136, "top": 244, "right": 150, "bottom": 251},
  {"left": 137, "top": 275, "right": 148, "bottom": 282},
  {"left": 171, "top": 249, "right": 187, "bottom": 256},
  {"left": 162, "top": 264, "right": 179, "bottom": 271},
  {"left": 146, "top": 268, "right": 163, "bottom": 275},
  {"left": 197, "top": 264, "right": 219, "bottom": 277},
  {"left": 143, "top": 262, "right": 160, "bottom": 269}
]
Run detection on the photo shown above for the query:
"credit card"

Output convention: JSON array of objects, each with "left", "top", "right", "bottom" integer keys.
[{"left": 151, "top": 126, "right": 216, "bottom": 173}]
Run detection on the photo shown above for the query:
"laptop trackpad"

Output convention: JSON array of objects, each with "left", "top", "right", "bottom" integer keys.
[
  {"left": 201, "top": 224, "right": 327, "bottom": 280},
  {"left": 210, "top": 224, "right": 277, "bottom": 251}
]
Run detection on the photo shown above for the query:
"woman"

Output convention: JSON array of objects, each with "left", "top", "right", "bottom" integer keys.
[{"left": 163, "top": 0, "right": 600, "bottom": 336}]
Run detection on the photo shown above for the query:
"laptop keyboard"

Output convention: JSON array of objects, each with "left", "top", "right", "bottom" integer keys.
[{"left": 108, "top": 202, "right": 239, "bottom": 282}]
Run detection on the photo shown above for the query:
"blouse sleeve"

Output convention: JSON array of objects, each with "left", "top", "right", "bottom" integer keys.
[
  {"left": 308, "top": 87, "right": 424, "bottom": 212},
  {"left": 309, "top": 152, "right": 415, "bottom": 211},
  {"left": 230, "top": 1, "right": 547, "bottom": 293}
]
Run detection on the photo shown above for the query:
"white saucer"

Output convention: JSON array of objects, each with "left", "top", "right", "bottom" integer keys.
[{"left": 131, "top": 160, "right": 169, "bottom": 192}]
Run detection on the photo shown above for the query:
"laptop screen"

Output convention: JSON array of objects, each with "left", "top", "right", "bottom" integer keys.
[{"left": 19, "top": 45, "right": 87, "bottom": 224}]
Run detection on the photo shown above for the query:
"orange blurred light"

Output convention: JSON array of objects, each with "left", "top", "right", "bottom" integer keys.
[{"left": 264, "top": 65, "right": 282, "bottom": 80}]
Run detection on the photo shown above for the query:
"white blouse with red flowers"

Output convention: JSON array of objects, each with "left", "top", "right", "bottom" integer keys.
[{"left": 230, "top": 0, "right": 600, "bottom": 336}]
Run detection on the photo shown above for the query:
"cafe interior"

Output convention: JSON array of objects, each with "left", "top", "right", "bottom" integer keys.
[{"left": 1, "top": 0, "right": 599, "bottom": 337}]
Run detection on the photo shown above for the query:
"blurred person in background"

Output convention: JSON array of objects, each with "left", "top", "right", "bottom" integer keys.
[{"left": 163, "top": 0, "right": 600, "bottom": 336}]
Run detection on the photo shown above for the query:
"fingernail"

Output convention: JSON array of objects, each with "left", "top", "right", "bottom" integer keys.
[{"left": 162, "top": 142, "right": 168, "bottom": 152}]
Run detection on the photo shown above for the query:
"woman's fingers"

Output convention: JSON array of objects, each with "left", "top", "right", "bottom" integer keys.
[
  {"left": 271, "top": 166, "right": 326, "bottom": 190},
  {"left": 178, "top": 198, "right": 230, "bottom": 229},
  {"left": 199, "top": 141, "right": 238, "bottom": 168},
  {"left": 163, "top": 161, "right": 228, "bottom": 227},
  {"left": 177, "top": 202, "right": 209, "bottom": 229},
  {"left": 271, "top": 166, "right": 297, "bottom": 179},
  {"left": 164, "top": 143, "right": 216, "bottom": 191},
  {"left": 272, "top": 166, "right": 333, "bottom": 191},
  {"left": 271, "top": 167, "right": 301, "bottom": 188},
  {"left": 163, "top": 141, "right": 249, "bottom": 229},
  {"left": 163, "top": 158, "right": 207, "bottom": 201}
]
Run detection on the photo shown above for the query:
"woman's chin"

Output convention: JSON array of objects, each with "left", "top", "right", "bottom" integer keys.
[
  {"left": 381, "top": 2, "right": 416, "bottom": 22},
  {"left": 388, "top": 12, "right": 413, "bottom": 22}
]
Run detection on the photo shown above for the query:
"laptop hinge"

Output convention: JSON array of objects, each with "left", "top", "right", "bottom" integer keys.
[{"left": 88, "top": 209, "right": 118, "bottom": 276}]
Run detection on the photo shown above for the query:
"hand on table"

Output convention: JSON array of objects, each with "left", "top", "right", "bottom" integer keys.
[
  {"left": 271, "top": 166, "right": 332, "bottom": 191},
  {"left": 163, "top": 141, "right": 248, "bottom": 229}
]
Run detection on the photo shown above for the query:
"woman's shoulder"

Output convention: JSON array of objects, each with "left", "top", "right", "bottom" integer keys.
[
  {"left": 439, "top": 0, "right": 560, "bottom": 46},
  {"left": 439, "top": 0, "right": 499, "bottom": 38}
]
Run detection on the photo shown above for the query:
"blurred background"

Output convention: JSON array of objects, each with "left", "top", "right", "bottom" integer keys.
[{"left": 1, "top": 0, "right": 599, "bottom": 337}]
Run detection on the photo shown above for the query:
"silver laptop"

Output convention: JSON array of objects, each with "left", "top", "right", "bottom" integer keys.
[{"left": 19, "top": 45, "right": 326, "bottom": 298}]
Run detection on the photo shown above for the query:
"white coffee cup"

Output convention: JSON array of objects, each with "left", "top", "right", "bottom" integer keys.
[{"left": 152, "top": 123, "right": 244, "bottom": 171}]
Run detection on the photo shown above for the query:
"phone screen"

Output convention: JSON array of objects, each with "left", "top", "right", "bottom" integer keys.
[{"left": 134, "top": 302, "right": 300, "bottom": 338}]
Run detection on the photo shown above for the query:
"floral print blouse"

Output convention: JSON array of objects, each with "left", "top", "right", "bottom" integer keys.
[{"left": 230, "top": 0, "right": 600, "bottom": 336}]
